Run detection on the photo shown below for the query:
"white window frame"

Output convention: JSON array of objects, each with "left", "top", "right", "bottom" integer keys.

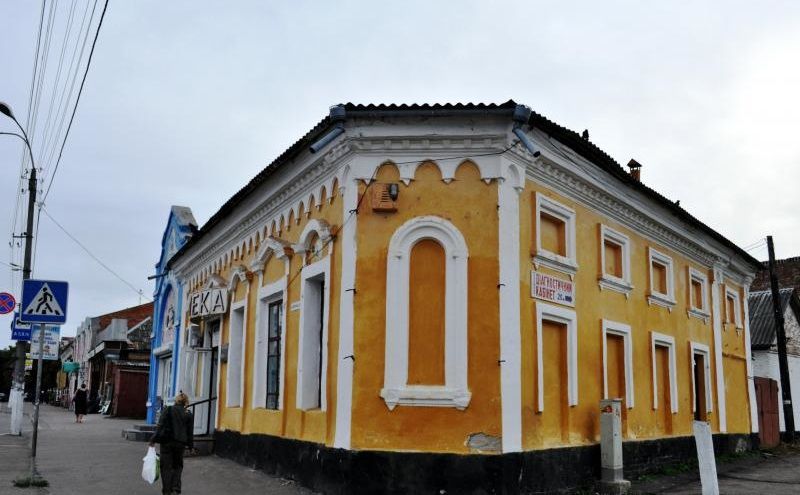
[
  {"left": 598, "top": 224, "right": 633, "bottom": 297},
  {"left": 690, "top": 341, "right": 713, "bottom": 415},
  {"left": 381, "top": 216, "right": 471, "bottom": 410},
  {"left": 601, "top": 319, "right": 634, "bottom": 408},
  {"left": 687, "top": 267, "right": 710, "bottom": 322},
  {"left": 534, "top": 192, "right": 578, "bottom": 277},
  {"left": 725, "top": 287, "right": 742, "bottom": 329},
  {"left": 647, "top": 247, "right": 676, "bottom": 310},
  {"left": 252, "top": 278, "right": 287, "bottom": 410},
  {"left": 250, "top": 238, "right": 291, "bottom": 410},
  {"left": 225, "top": 299, "right": 247, "bottom": 408},
  {"left": 651, "top": 331, "right": 678, "bottom": 413},
  {"left": 536, "top": 302, "right": 578, "bottom": 412},
  {"left": 296, "top": 255, "right": 331, "bottom": 411}
]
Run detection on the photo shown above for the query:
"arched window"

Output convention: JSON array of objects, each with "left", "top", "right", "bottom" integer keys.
[{"left": 381, "top": 216, "right": 470, "bottom": 410}]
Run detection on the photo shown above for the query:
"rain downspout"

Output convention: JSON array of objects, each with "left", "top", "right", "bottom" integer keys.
[
  {"left": 511, "top": 104, "right": 541, "bottom": 158},
  {"left": 309, "top": 104, "right": 346, "bottom": 153}
]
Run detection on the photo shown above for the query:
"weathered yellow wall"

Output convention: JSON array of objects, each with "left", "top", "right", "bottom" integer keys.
[
  {"left": 351, "top": 161, "right": 502, "bottom": 453},
  {"left": 519, "top": 180, "right": 752, "bottom": 450},
  {"left": 408, "top": 239, "right": 446, "bottom": 386},
  {"left": 722, "top": 283, "right": 751, "bottom": 432},
  {"left": 209, "top": 178, "right": 344, "bottom": 446}
]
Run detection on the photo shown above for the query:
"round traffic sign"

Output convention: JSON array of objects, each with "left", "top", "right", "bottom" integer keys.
[{"left": 0, "top": 292, "right": 16, "bottom": 314}]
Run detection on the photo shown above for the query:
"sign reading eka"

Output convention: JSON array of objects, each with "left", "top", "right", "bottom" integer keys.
[{"left": 189, "top": 288, "right": 229, "bottom": 318}]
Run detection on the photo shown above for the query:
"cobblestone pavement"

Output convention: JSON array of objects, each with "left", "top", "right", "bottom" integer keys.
[{"left": 1, "top": 403, "right": 315, "bottom": 495}]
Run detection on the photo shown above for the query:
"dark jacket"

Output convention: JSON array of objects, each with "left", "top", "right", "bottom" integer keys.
[{"left": 151, "top": 405, "right": 194, "bottom": 448}]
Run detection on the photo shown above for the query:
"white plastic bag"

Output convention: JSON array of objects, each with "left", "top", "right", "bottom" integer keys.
[{"left": 141, "top": 446, "right": 160, "bottom": 484}]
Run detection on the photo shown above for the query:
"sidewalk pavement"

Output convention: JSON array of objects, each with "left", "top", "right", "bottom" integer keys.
[
  {"left": 631, "top": 446, "right": 800, "bottom": 494},
  {"left": 2, "top": 403, "right": 314, "bottom": 495}
]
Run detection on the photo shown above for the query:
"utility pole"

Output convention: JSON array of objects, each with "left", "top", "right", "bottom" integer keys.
[
  {"left": 767, "top": 235, "right": 795, "bottom": 442},
  {"left": 10, "top": 167, "right": 37, "bottom": 436}
]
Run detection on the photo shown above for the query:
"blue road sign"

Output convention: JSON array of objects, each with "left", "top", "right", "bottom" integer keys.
[
  {"left": 11, "top": 312, "right": 31, "bottom": 341},
  {"left": 20, "top": 279, "right": 68, "bottom": 325}
]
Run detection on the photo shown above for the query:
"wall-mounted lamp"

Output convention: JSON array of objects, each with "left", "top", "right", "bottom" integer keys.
[{"left": 387, "top": 183, "right": 399, "bottom": 201}]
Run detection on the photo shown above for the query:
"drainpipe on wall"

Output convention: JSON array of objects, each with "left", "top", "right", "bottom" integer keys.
[
  {"left": 309, "top": 105, "right": 346, "bottom": 153},
  {"left": 511, "top": 104, "right": 542, "bottom": 158}
]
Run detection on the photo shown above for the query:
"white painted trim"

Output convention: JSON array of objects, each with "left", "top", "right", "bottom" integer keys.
[
  {"left": 381, "top": 215, "right": 471, "bottom": 410},
  {"left": 711, "top": 268, "right": 727, "bottom": 432},
  {"left": 688, "top": 267, "right": 710, "bottom": 321},
  {"left": 651, "top": 331, "right": 678, "bottom": 413},
  {"left": 601, "top": 319, "right": 634, "bottom": 408},
  {"left": 334, "top": 169, "right": 358, "bottom": 449},
  {"left": 534, "top": 192, "right": 578, "bottom": 277},
  {"left": 498, "top": 159, "right": 522, "bottom": 453},
  {"left": 598, "top": 224, "right": 633, "bottom": 297},
  {"left": 535, "top": 302, "right": 578, "bottom": 411},
  {"left": 690, "top": 342, "right": 713, "bottom": 414},
  {"left": 648, "top": 247, "right": 676, "bottom": 310},
  {"left": 742, "top": 286, "right": 759, "bottom": 433},
  {"left": 225, "top": 298, "right": 248, "bottom": 408},
  {"left": 251, "top": 278, "right": 287, "bottom": 410},
  {"left": 725, "top": 286, "right": 743, "bottom": 329},
  {"left": 296, "top": 255, "right": 331, "bottom": 411}
]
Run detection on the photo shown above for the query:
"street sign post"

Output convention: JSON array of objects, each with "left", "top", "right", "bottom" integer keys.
[
  {"left": 10, "top": 313, "right": 32, "bottom": 341},
  {"left": 30, "top": 326, "right": 60, "bottom": 360},
  {"left": 20, "top": 280, "right": 68, "bottom": 325},
  {"left": 19, "top": 279, "right": 69, "bottom": 472},
  {"left": 0, "top": 292, "right": 16, "bottom": 314}
]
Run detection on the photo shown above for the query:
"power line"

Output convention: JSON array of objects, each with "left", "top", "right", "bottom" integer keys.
[
  {"left": 41, "top": 0, "right": 110, "bottom": 205},
  {"left": 39, "top": 205, "right": 151, "bottom": 301}
]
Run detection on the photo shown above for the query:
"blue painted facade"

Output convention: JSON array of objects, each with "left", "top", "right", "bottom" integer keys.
[{"left": 146, "top": 206, "right": 197, "bottom": 424}]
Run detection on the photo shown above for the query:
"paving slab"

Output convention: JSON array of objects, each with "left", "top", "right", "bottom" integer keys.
[{"left": 2, "top": 403, "right": 315, "bottom": 495}]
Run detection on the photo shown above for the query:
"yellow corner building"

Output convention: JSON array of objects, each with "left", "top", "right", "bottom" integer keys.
[{"left": 159, "top": 102, "right": 761, "bottom": 493}]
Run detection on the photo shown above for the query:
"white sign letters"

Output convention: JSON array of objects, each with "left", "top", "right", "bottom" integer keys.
[{"left": 189, "top": 288, "right": 229, "bottom": 318}]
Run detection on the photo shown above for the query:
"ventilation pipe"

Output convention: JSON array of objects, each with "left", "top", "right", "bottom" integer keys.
[
  {"left": 511, "top": 104, "right": 541, "bottom": 158},
  {"left": 309, "top": 105, "right": 346, "bottom": 153}
]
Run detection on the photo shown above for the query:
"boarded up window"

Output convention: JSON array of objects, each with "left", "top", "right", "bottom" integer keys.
[
  {"left": 652, "top": 261, "right": 668, "bottom": 294},
  {"left": 604, "top": 240, "right": 623, "bottom": 278},
  {"left": 539, "top": 212, "right": 566, "bottom": 257}
]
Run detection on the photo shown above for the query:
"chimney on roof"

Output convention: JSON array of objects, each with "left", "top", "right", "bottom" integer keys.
[
  {"left": 627, "top": 159, "right": 642, "bottom": 182},
  {"left": 581, "top": 129, "right": 589, "bottom": 140}
]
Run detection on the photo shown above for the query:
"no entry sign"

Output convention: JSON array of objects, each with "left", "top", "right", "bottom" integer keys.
[{"left": 0, "top": 292, "right": 16, "bottom": 315}]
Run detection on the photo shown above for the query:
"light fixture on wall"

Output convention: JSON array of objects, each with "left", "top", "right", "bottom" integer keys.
[{"left": 387, "top": 183, "right": 399, "bottom": 201}]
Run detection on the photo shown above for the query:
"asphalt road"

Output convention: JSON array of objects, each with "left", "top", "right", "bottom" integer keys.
[{"left": 1, "top": 403, "right": 314, "bottom": 495}]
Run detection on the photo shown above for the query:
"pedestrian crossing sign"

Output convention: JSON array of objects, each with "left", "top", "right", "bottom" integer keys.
[{"left": 20, "top": 279, "right": 69, "bottom": 324}]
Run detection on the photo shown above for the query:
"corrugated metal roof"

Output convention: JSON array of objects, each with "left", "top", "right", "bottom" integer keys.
[
  {"left": 167, "top": 101, "right": 762, "bottom": 270},
  {"left": 749, "top": 288, "right": 795, "bottom": 347}
]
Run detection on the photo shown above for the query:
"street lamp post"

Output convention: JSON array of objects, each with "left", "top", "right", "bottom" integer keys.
[{"left": 0, "top": 102, "right": 39, "bottom": 448}]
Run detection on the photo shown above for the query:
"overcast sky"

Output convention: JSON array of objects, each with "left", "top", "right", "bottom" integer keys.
[{"left": 1, "top": 1, "right": 799, "bottom": 348}]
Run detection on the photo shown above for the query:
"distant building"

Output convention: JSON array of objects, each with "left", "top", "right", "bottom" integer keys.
[
  {"left": 751, "top": 256, "right": 800, "bottom": 292},
  {"left": 156, "top": 102, "right": 761, "bottom": 493},
  {"left": 73, "top": 303, "right": 153, "bottom": 417}
]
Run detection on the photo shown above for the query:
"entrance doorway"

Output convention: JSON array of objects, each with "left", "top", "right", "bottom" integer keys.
[
  {"left": 693, "top": 352, "right": 707, "bottom": 421},
  {"left": 755, "top": 376, "right": 780, "bottom": 448}
]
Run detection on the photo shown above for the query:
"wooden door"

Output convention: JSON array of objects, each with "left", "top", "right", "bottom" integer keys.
[{"left": 755, "top": 377, "right": 780, "bottom": 448}]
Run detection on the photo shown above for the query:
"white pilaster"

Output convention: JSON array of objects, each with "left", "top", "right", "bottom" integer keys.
[
  {"left": 743, "top": 284, "right": 759, "bottom": 433},
  {"left": 498, "top": 158, "right": 523, "bottom": 452},
  {"left": 711, "top": 267, "right": 727, "bottom": 432},
  {"left": 333, "top": 168, "right": 359, "bottom": 449}
]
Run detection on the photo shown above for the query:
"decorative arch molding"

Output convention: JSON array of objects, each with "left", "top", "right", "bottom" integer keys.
[
  {"left": 294, "top": 219, "right": 333, "bottom": 255},
  {"left": 204, "top": 273, "right": 226, "bottom": 290},
  {"left": 227, "top": 265, "right": 251, "bottom": 293},
  {"left": 380, "top": 215, "right": 470, "bottom": 410},
  {"left": 250, "top": 236, "right": 293, "bottom": 273}
]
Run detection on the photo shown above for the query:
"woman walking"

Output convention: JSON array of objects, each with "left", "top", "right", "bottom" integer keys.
[
  {"left": 149, "top": 392, "right": 194, "bottom": 495},
  {"left": 72, "top": 383, "right": 88, "bottom": 423}
]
